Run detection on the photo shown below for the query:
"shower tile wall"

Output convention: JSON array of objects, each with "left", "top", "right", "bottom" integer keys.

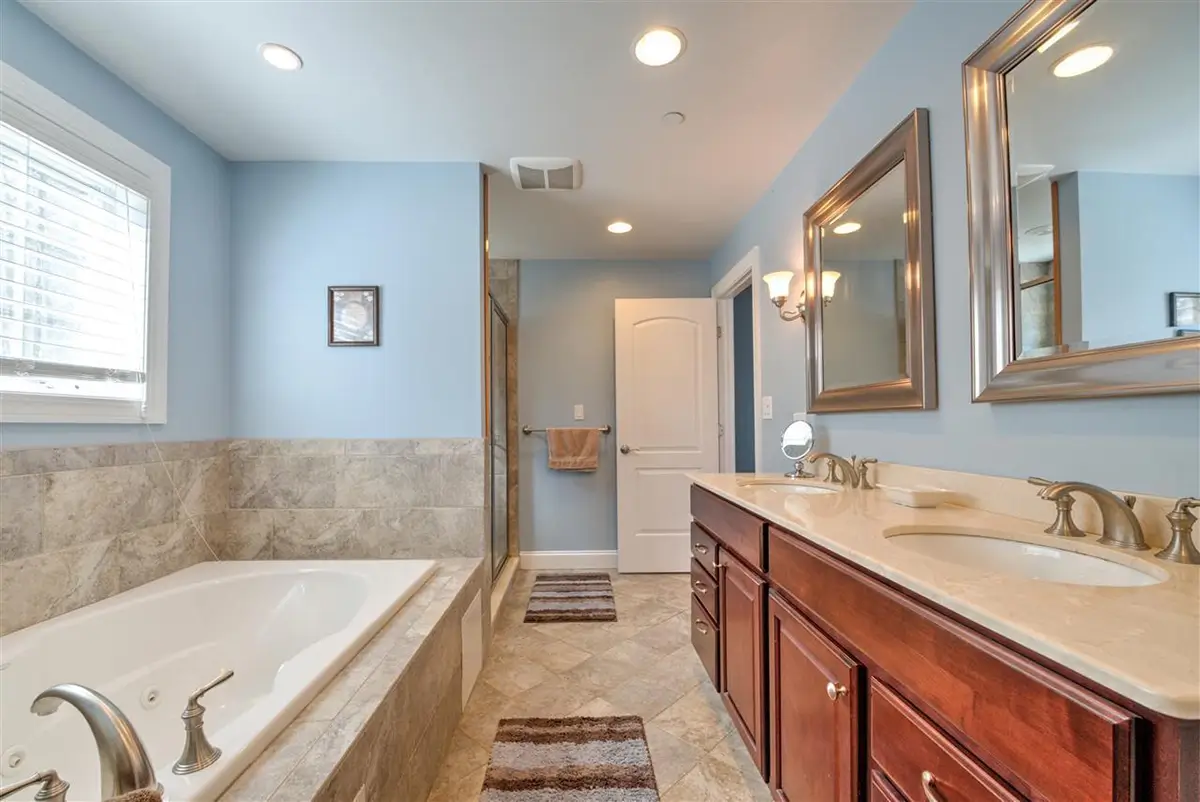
[
  {"left": 0, "top": 440, "right": 229, "bottom": 635},
  {"left": 225, "top": 438, "right": 487, "bottom": 562}
]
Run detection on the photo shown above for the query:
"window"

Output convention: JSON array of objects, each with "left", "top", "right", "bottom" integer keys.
[{"left": 0, "top": 64, "right": 170, "bottom": 423}]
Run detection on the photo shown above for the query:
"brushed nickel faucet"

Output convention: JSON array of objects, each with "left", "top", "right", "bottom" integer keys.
[
  {"left": 31, "top": 685, "right": 159, "bottom": 801},
  {"left": 852, "top": 456, "right": 878, "bottom": 490},
  {"left": 1026, "top": 477, "right": 1085, "bottom": 538},
  {"left": 1033, "top": 480, "right": 1148, "bottom": 551},
  {"left": 0, "top": 770, "right": 69, "bottom": 802},
  {"left": 807, "top": 453, "right": 856, "bottom": 486},
  {"left": 1157, "top": 498, "right": 1200, "bottom": 565},
  {"left": 174, "top": 669, "right": 235, "bottom": 775}
]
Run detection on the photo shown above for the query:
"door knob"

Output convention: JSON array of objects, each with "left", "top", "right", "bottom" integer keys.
[
  {"left": 825, "top": 681, "right": 847, "bottom": 701},
  {"left": 620, "top": 444, "right": 633, "bottom": 454}
]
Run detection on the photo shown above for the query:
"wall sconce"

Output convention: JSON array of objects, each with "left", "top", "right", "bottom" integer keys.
[{"left": 762, "top": 270, "right": 840, "bottom": 321}]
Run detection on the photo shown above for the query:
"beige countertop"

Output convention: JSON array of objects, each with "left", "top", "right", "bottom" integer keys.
[{"left": 689, "top": 473, "right": 1200, "bottom": 720}]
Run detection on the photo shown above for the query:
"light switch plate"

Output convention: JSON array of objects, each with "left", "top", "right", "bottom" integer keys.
[
  {"left": 762, "top": 396, "right": 773, "bottom": 420},
  {"left": 573, "top": 404, "right": 585, "bottom": 420}
]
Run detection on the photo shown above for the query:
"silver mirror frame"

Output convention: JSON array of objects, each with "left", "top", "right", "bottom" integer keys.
[
  {"left": 964, "top": 0, "right": 1200, "bottom": 402},
  {"left": 805, "top": 108, "right": 937, "bottom": 413}
]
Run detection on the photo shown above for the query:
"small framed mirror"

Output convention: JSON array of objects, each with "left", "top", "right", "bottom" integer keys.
[
  {"left": 964, "top": 0, "right": 1200, "bottom": 401},
  {"left": 805, "top": 109, "right": 937, "bottom": 412}
]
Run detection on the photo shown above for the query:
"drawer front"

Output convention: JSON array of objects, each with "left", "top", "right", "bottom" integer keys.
[
  {"left": 768, "top": 526, "right": 1135, "bottom": 802},
  {"left": 868, "top": 771, "right": 907, "bottom": 802},
  {"left": 691, "top": 558, "right": 718, "bottom": 621},
  {"left": 691, "top": 485, "right": 764, "bottom": 569},
  {"left": 870, "top": 679, "right": 1022, "bottom": 802},
  {"left": 690, "top": 523, "right": 719, "bottom": 577},
  {"left": 691, "top": 594, "right": 720, "bottom": 689}
]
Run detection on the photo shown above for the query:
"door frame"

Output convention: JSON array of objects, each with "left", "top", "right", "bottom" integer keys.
[{"left": 712, "top": 246, "right": 763, "bottom": 473}]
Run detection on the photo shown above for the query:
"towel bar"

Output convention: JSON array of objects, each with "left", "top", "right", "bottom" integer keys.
[{"left": 521, "top": 425, "right": 611, "bottom": 435}]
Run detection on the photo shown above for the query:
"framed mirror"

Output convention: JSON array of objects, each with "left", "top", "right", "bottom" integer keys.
[
  {"left": 805, "top": 109, "right": 937, "bottom": 412},
  {"left": 964, "top": 0, "right": 1200, "bottom": 401}
]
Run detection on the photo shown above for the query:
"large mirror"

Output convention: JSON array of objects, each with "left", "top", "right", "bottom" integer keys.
[
  {"left": 965, "top": 0, "right": 1200, "bottom": 401},
  {"left": 805, "top": 109, "right": 937, "bottom": 412}
]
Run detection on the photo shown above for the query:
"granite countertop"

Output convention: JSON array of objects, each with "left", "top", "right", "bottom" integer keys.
[{"left": 689, "top": 473, "right": 1200, "bottom": 720}]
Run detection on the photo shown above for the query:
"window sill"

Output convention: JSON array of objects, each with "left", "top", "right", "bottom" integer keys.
[{"left": 0, "top": 394, "right": 164, "bottom": 425}]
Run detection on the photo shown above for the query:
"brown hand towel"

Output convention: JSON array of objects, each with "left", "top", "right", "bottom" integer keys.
[
  {"left": 104, "top": 789, "right": 163, "bottom": 802},
  {"left": 546, "top": 427, "right": 600, "bottom": 471}
]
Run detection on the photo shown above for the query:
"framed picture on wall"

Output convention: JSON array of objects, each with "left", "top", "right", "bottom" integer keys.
[
  {"left": 1169, "top": 292, "right": 1200, "bottom": 328},
  {"left": 328, "top": 286, "right": 379, "bottom": 346}
]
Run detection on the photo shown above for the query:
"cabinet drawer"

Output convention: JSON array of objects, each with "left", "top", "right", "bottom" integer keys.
[
  {"left": 868, "top": 771, "right": 906, "bottom": 802},
  {"left": 691, "top": 485, "right": 764, "bottom": 569},
  {"left": 691, "top": 595, "right": 719, "bottom": 689},
  {"left": 767, "top": 526, "right": 1136, "bottom": 801},
  {"left": 691, "top": 558, "right": 718, "bottom": 621},
  {"left": 690, "top": 523, "right": 719, "bottom": 578},
  {"left": 871, "top": 679, "right": 1021, "bottom": 802}
]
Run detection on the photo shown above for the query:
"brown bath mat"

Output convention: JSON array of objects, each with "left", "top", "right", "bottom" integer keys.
[
  {"left": 524, "top": 573, "right": 617, "bottom": 623},
  {"left": 481, "top": 715, "right": 659, "bottom": 801}
]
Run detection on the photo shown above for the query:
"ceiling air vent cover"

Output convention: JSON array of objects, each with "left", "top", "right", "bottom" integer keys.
[{"left": 509, "top": 157, "right": 583, "bottom": 191}]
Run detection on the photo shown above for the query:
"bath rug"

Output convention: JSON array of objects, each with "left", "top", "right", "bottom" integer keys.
[
  {"left": 524, "top": 573, "right": 617, "bottom": 623},
  {"left": 481, "top": 715, "right": 659, "bottom": 801}
]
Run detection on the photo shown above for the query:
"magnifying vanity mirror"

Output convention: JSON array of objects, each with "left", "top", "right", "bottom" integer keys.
[
  {"left": 780, "top": 420, "right": 815, "bottom": 478},
  {"left": 964, "top": 0, "right": 1199, "bottom": 401},
  {"left": 805, "top": 109, "right": 937, "bottom": 412}
]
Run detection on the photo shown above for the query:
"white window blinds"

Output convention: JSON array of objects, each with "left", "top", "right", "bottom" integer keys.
[{"left": 0, "top": 119, "right": 151, "bottom": 406}]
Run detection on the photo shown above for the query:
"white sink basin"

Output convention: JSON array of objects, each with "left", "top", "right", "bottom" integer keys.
[
  {"left": 737, "top": 478, "right": 840, "bottom": 495},
  {"left": 885, "top": 528, "right": 1166, "bottom": 587}
]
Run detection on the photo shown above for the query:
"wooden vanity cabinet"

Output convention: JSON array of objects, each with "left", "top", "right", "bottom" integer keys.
[
  {"left": 718, "top": 549, "right": 767, "bottom": 774},
  {"left": 689, "top": 484, "right": 1195, "bottom": 802}
]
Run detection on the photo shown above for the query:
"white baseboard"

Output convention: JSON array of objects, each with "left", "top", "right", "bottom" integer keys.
[{"left": 519, "top": 550, "right": 618, "bottom": 570}]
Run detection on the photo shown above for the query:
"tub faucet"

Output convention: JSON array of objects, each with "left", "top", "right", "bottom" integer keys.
[
  {"left": 0, "top": 770, "right": 69, "bottom": 802},
  {"left": 30, "top": 685, "right": 159, "bottom": 801},
  {"left": 1036, "top": 481, "right": 1149, "bottom": 551}
]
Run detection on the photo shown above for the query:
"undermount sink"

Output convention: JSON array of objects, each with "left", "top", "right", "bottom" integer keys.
[
  {"left": 737, "top": 478, "right": 840, "bottom": 495},
  {"left": 885, "top": 528, "right": 1166, "bottom": 587}
]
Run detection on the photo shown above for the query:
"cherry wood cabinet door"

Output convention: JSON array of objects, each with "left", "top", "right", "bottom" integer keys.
[
  {"left": 719, "top": 551, "right": 766, "bottom": 774},
  {"left": 768, "top": 591, "right": 861, "bottom": 802}
]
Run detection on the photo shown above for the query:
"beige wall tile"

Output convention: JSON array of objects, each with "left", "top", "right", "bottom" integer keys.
[
  {"left": 43, "top": 462, "right": 177, "bottom": 550},
  {"left": 230, "top": 456, "right": 337, "bottom": 509},
  {"left": 0, "top": 474, "right": 42, "bottom": 561},
  {"left": 1, "top": 445, "right": 116, "bottom": 476},
  {"left": 0, "top": 538, "right": 119, "bottom": 635},
  {"left": 273, "top": 509, "right": 370, "bottom": 559},
  {"left": 367, "top": 507, "right": 485, "bottom": 558},
  {"left": 172, "top": 456, "right": 229, "bottom": 517},
  {"left": 117, "top": 516, "right": 215, "bottom": 591},
  {"left": 222, "top": 510, "right": 274, "bottom": 559}
]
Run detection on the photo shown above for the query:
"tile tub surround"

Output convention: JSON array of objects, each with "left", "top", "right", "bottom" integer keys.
[
  {"left": 226, "top": 438, "right": 487, "bottom": 561},
  {"left": 219, "top": 558, "right": 485, "bottom": 802},
  {"left": 691, "top": 472, "right": 1200, "bottom": 719},
  {"left": 0, "top": 440, "right": 228, "bottom": 635},
  {"left": 426, "top": 570, "right": 772, "bottom": 802}
]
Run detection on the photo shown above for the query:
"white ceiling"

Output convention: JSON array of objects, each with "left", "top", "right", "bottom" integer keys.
[{"left": 20, "top": 0, "right": 912, "bottom": 261}]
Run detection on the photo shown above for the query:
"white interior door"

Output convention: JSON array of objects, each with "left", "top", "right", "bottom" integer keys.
[{"left": 615, "top": 298, "right": 719, "bottom": 573}]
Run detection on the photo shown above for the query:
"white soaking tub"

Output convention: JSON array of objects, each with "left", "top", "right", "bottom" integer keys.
[{"left": 0, "top": 560, "right": 436, "bottom": 801}]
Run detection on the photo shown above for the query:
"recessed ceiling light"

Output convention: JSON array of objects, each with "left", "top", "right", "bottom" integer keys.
[
  {"left": 259, "top": 43, "right": 303, "bottom": 71},
  {"left": 1052, "top": 44, "right": 1113, "bottom": 78},
  {"left": 634, "top": 27, "right": 685, "bottom": 67},
  {"left": 1037, "top": 19, "right": 1079, "bottom": 53},
  {"left": 832, "top": 222, "right": 862, "bottom": 235},
  {"left": 608, "top": 221, "right": 633, "bottom": 234}
]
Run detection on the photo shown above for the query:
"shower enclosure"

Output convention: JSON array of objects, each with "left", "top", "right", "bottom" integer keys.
[{"left": 490, "top": 299, "right": 511, "bottom": 579}]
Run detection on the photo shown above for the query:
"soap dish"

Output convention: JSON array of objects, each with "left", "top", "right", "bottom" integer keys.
[{"left": 878, "top": 485, "right": 956, "bottom": 508}]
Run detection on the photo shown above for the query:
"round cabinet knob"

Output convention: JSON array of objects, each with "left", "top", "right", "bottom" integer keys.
[
  {"left": 620, "top": 444, "right": 632, "bottom": 454},
  {"left": 825, "top": 682, "right": 847, "bottom": 701}
]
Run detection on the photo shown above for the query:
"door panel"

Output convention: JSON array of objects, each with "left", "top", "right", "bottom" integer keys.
[
  {"left": 719, "top": 551, "right": 766, "bottom": 774},
  {"left": 615, "top": 299, "right": 718, "bottom": 573}
]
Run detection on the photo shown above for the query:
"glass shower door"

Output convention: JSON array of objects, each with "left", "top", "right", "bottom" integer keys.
[{"left": 490, "top": 300, "right": 509, "bottom": 579}]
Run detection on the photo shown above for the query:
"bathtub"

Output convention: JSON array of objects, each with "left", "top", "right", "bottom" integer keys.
[{"left": 0, "top": 559, "right": 437, "bottom": 801}]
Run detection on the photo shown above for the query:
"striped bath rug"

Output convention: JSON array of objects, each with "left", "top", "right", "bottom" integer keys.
[
  {"left": 524, "top": 573, "right": 617, "bottom": 623},
  {"left": 481, "top": 716, "right": 658, "bottom": 801}
]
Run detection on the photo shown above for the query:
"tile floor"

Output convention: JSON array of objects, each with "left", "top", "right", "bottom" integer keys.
[{"left": 425, "top": 569, "right": 772, "bottom": 801}]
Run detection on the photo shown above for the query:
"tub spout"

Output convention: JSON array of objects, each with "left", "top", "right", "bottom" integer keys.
[{"left": 31, "top": 684, "right": 159, "bottom": 800}]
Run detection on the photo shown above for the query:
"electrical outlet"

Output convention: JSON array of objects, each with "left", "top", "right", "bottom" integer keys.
[
  {"left": 574, "top": 404, "right": 585, "bottom": 420},
  {"left": 762, "top": 396, "right": 773, "bottom": 420}
]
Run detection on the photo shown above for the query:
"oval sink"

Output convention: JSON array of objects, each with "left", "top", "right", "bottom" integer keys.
[
  {"left": 885, "top": 529, "right": 1166, "bottom": 587},
  {"left": 737, "top": 478, "right": 839, "bottom": 495}
]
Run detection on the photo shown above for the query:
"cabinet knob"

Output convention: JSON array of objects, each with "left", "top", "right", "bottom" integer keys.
[
  {"left": 825, "top": 681, "right": 847, "bottom": 701},
  {"left": 693, "top": 580, "right": 708, "bottom": 594},
  {"left": 920, "top": 771, "right": 947, "bottom": 802}
]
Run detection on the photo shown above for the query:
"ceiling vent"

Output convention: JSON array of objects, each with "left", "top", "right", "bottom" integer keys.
[{"left": 509, "top": 157, "right": 583, "bottom": 191}]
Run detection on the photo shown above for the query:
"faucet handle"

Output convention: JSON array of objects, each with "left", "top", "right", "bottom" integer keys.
[
  {"left": 0, "top": 771, "right": 69, "bottom": 802},
  {"left": 854, "top": 457, "right": 877, "bottom": 490},
  {"left": 187, "top": 669, "right": 234, "bottom": 713},
  {"left": 1156, "top": 498, "right": 1200, "bottom": 565},
  {"left": 175, "top": 669, "right": 233, "bottom": 776},
  {"left": 1122, "top": 494, "right": 1137, "bottom": 509},
  {"left": 1043, "top": 494, "right": 1086, "bottom": 538}
]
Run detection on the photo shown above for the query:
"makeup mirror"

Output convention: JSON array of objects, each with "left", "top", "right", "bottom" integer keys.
[{"left": 780, "top": 420, "right": 815, "bottom": 462}]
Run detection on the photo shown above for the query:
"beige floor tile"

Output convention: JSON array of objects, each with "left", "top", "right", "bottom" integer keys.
[
  {"left": 601, "top": 675, "right": 689, "bottom": 720},
  {"left": 435, "top": 728, "right": 491, "bottom": 786},
  {"left": 651, "top": 685, "right": 735, "bottom": 752},
  {"left": 710, "top": 733, "right": 774, "bottom": 801},
  {"left": 521, "top": 637, "right": 593, "bottom": 673},
  {"left": 661, "top": 754, "right": 757, "bottom": 802},
  {"left": 598, "top": 638, "right": 668, "bottom": 669},
  {"left": 558, "top": 652, "right": 642, "bottom": 695},
  {"left": 644, "top": 722, "right": 706, "bottom": 794},
  {"left": 630, "top": 613, "right": 692, "bottom": 654},
  {"left": 426, "top": 764, "right": 486, "bottom": 802},
  {"left": 478, "top": 654, "right": 557, "bottom": 697},
  {"left": 572, "top": 697, "right": 625, "bottom": 717},
  {"left": 553, "top": 623, "right": 636, "bottom": 655},
  {"left": 501, "top": 675, "right": 598, "bottom": 718},
  {"left": 457, "top": 680, "right": 511, "bottom": 746}
]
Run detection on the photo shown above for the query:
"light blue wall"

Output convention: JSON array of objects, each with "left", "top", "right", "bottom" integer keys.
[
  {"left": 733, "top": 287, "right": 755, "bottom": 473},
  {"left": 0, "top": 0, "right": 231, "bottom": 448},
  {"left": 229, "top": 162, "right": 483, "bottom": 439},
  {"left": 519, "top": 260, "right": 711, "bottom": 553},
  {"left": 709, "top": 0, "right": 1200, "bottom": 496},
  {"left": 1073, "top": 173, "right": 1200, "bottom": 345}
]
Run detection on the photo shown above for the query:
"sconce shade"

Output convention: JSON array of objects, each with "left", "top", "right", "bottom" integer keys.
[
  {"left": 763, "top": 271, "right": 794, "bottom": 301},
  {"left": 822, "top": 271, "right": 841, "bottom": 301}
]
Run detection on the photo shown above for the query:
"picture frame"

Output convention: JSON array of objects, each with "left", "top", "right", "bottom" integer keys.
[
  {"left": 328, "top": 286, "right": 379, "bottom": 346},
  {"left": 1169, "top": 292, "right": 1200, "bottom": 328}
]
